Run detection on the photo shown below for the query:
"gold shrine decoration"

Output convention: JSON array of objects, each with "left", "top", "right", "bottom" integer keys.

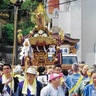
[
  {"left": 69, "top": 46, "right": 77, "bottom": 54},
  {"left": 36, "top": 14, "right": 44, "bottom": 27},
  {"left": 29, "top": 36, "right": 57, "bottom": 45},
  {"left": 31, "top": 3, "right": 50, "bottom": 26},
  {"left": 17, "top": 29, "right": 23, "bottom": 43},
  {"left": 59, "top": 28, "right": 64, "bottom": 41},
  {"left": 35, "top": 3, "right": 45, "bottom": 26},
  {"left": 37, "top": 3, "right": 44, "bottom": 13}
]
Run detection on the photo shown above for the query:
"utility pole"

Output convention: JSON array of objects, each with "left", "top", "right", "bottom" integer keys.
[
  {"left": 10, "top": 0, "right": 25, "bottom": 65},
  {"left": 13, "top": 5, "right": 18, "bottom": 65}
]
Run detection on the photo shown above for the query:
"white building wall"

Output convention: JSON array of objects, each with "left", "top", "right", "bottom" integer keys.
[
  {"left": 52, "top": 0, "right": 71, "bottom": 33},
  {"left": 71, "top": 0, "right": 81, "bottom": 62},
  {"left": 52, "top": 17, "right": 59, "bottom": 27},
  {"left": 59, "top": 11, "right": 71, "bottom": 34},
  {"left": 46, "top": 0, "right": 82, "bottom": 61},
  {"left": 58, "top": 0, "right": 96, "bottom": 64},
  {"left": 45, "top": 0, "right": 96, "bottom": 64},
  {"left": 59, "top": 0, "right": 81, "bottom": 61},
  {"left": 81, "top": 0, "right": 96, "bottom": 65}
]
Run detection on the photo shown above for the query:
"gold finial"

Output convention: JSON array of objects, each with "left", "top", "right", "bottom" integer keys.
[
  {"left": 31, "top": 3, "right": 50, "bottom": 26},
  {"left": 59, "top": 29, "right": 64, "bottom": 40},
  {"left": 17, "top": 29, "right": 22, "bottom": 33},
  {"left": 17, "top": 29, "right": 23, "bottom": 43},
  {"left": 37, "top": 3, "right": 44, "bottom": 13}
]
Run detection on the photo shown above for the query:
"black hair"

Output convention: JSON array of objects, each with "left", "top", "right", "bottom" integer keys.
[
  {"left": 37, "top": 66, "right": 45, "bottom": 73},
  {"left": 62, "top": 69, "right": 68, "bottom": 76},
  {"left": 81, "top": 61, "right": 85, "bottom": 64},
  {"left": 2, "top": 64, "right": 11, "bottom": 69},
  {"left": 54, "top": 64, "right": 62, "bottom": 69}
]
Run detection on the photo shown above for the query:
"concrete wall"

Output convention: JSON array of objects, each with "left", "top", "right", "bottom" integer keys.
[
  {"left": 71, "top": 0, "right": 81, "bottom": 62},
  {"left": 59, "top": 11, "right": 71, "bottom": 34},
  {"left": 46, "top": 0, "right": 96, "bottom": 65},
  {"left": 81, "top": 0, "right": 96, "bottom": 65},
  {"left": 47, "top": 0, "right": 82, "bottom": 62}
]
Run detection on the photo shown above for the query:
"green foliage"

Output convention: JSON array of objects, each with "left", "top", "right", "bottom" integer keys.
[
  {"left": 0, "top": 0, "right": 9, "bottom": 9},
  {"left": 18, "top": 18, "right": 35, "bottom": 35},
  {"left": 22, "top": 26, "right": 33, "bottom": 35},
  {"left": 2, "top": 20, "right": 35, "bottom": 45},
  {"left": 21, "top": 0, "right": 39, "bottom": 11},
  {"left": 1, "top": 0, "right": 39, "bottom": 45},
  {"left": 2, "top": 23, "right": 14, "bottom": 45},
  {"left": 3, "top": 0, "right": 10, "bottom": 4}
]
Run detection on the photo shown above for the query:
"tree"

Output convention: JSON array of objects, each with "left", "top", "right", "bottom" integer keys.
[
  {"left": 1, "top": 0, "right": 39, "bottom": 45},
  {"left": 2, "top": 23, "right": 14, "bottom": 45}
]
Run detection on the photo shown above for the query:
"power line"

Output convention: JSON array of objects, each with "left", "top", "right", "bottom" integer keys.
[
  {"left": 0, "top": 0, "right": 77, "bottom": 12},
  {"left": 45, "top": 0, "right": 77, "bottom": 8}
]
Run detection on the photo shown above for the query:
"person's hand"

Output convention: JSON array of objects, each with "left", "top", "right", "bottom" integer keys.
[
  {"left": 7, "top": 77, "right": 12, "bottom": 83},
  {"left": 5, "top": 77, "right": 12, "bottom": 86}
]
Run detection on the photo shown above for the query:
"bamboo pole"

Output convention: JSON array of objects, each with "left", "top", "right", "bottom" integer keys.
[{"left": 10, "top": 5, "right": 18, "bottom": 96}]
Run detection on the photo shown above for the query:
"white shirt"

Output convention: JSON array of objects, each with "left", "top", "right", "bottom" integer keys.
[
  {"left": 37, "top": 75, "right": 48, "bottom": 85},
  {"left": 40, "top": 84, "right": 65, "bottom": 96},
  {"left": 27, "top": 84, "right": 36, "bottom": 95}
]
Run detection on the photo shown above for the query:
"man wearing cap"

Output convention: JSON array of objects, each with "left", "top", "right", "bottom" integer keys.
[
  {"left": 40, "top": 73, "right": 64, "bottom": 96},
  {"left": 16, "top": 67, "right": 42, "bottom": 96}
]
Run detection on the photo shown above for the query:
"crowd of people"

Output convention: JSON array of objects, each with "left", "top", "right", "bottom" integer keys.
[{"left": 0, "top": 62, "right": 96, "bottom": 96}]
